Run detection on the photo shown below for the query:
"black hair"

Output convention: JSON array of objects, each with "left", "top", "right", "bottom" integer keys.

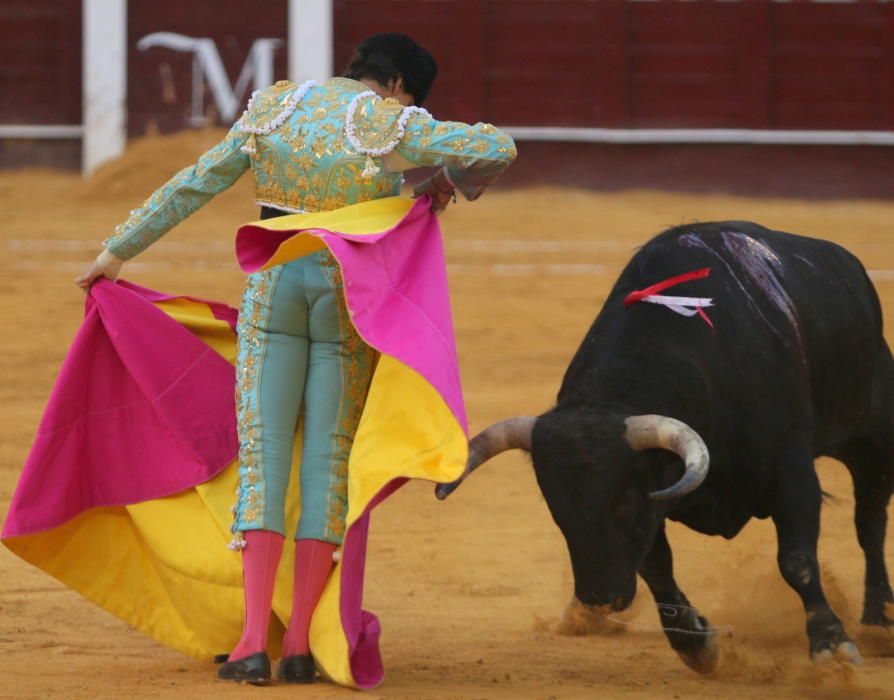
[{"left": 342, "top": 33, "right": 437, "bottom": 106}]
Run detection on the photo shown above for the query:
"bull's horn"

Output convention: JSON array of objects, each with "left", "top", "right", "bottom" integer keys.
[
  {"left": 434, "top": 416, "right": 536, "bottom": 500},
  {"left": 624, "top": 415, "right": 709, "bottom": 500}
]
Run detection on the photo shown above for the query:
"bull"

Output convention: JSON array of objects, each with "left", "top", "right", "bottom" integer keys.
[{"left": 438, "top": 222, "right": 893, "bottom": 672}]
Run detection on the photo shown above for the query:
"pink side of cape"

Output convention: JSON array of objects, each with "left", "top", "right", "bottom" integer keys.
[{"left": 1, "top": 280, "right": 238, "bottom": 539}]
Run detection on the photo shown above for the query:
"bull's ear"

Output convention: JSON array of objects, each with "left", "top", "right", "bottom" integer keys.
[
  {"left": 434, "top": 416, "right": 537, "bottom": 499},
  {"left": 623, "top": 415, "right": 709, "bottom": 500}
]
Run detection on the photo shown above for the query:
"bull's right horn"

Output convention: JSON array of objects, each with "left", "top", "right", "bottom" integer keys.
[
  {"left": 434, "top": 416, "right": 536, "bottom": 500},
  {"left": 624, "top": 415, "right": 709, "bottom": 500}
]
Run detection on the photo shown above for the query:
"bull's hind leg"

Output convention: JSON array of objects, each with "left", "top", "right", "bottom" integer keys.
[
  {"left": 772, "top": 450, "right": 862, "bottom": 664},
  {"left": 638, "top": 523, "right": 719, "bottom": 674},
  {"left": 835, "top": 435, "right": 894, "bottom": 628}
]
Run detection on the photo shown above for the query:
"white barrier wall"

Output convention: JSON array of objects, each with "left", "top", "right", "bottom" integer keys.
[
  {"left": 82, "top": 0, "right": 127, "bottom": 175},
  {"left": 290, "top": 0, "right": 333, "bottom": 85}
]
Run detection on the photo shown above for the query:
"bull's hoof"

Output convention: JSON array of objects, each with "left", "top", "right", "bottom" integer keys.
[
  {"left": 675, "top": 634, "right": 720, "bottom": 675},
  {"left": 806, "top": 610, "right": 862, "bottom": 665},
  {"left": 664, "top": 604, "right": 719, "bottom": 675},
  {"left": 811, "top": 641, "right": 864, "bottom": 666}
]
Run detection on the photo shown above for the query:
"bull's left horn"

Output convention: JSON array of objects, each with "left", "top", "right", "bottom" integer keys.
[
  {"left": 435, "top": 416, "right": 536, "bottom": 500},
  {"left": 624, "top": 415, "right": 709, "bottom": 500}
]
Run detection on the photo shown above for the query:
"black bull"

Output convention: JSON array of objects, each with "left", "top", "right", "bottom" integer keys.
[{"left": 439, "top": 222, "right": 893, "bottom": 672}]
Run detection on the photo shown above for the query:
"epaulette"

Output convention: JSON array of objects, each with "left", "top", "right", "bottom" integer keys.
[
  {"left": 236, "top": 80, "right": 316, "bottom": 154},
  {"left": 347, "top": 94, "right": 406, "bottom": 152},
  {"left": 345, "top": 91, "right": 431, "bottom": 177}
]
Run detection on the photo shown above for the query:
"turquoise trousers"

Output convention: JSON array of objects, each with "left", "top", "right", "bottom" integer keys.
[{"left": 231, "top": 250, "right": 376, "bottom": 545}]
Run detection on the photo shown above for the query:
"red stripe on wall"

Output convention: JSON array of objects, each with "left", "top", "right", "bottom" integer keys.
[{"left": 333, "top": 0, "right": 894, "bottom": 132}]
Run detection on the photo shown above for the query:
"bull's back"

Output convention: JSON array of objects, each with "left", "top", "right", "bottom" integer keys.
[
  {"left": 669, "top": 223, "right": 878, "bottom": 332},
  {"left": 564, "top": 221, "right": 884, "bottom": 454}
]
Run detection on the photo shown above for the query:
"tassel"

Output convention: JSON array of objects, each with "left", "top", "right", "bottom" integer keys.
[
  {"left": 361, "top": 154, "right": 380, "bottom": 179},
  {"left": 240, "top": 133, "right": 258, "bottom": 155},
  {"left": 228, "top": 533, "right": 247, "bottom": 551}
]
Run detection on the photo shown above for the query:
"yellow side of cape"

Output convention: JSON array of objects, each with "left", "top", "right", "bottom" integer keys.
[
  {"left": 244, "top": 196, "right": 415, "bottom": 271},
  {"left": 3, "top": 197, "right": 467, "bottom": 689}
]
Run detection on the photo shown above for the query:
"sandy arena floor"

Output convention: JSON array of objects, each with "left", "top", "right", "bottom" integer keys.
[{"left": 1, "top": 130, "right": 893, "bottom": 699}]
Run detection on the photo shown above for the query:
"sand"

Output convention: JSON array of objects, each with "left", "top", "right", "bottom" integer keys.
[{"left": 0, "top": 129, "right": 892, "bottom": 699}]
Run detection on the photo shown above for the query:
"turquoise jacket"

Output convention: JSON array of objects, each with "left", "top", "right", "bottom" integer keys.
[{"left": 104, "top": 77, "right": 517, "bottom": 260}]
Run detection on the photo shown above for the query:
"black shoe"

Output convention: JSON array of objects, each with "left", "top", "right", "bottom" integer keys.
[
  {"left": 217, "top": 651, "right": 272, "bottom": 684},
  {"left": 277, "top": 654, "right": 316, "bottom": 684}
]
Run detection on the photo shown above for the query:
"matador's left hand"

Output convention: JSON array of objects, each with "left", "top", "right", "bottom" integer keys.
[
  {"left": 75, "top": 248, "right": 124, "bottom": 291},
  {"left": 413, "top": 167, "right": 456, "bottom": 214}
]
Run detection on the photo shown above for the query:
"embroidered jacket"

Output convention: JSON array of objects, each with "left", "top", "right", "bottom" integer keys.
[{"left": 104, "top": 77, "right": 517, "bottom": 260}]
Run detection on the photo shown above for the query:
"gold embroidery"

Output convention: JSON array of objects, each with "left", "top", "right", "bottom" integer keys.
[
  {"left": 311, "top": 138, "right": 327, "bottom": 159},
  {"left": 319, "top": 271, "right": 377, "bottom": 543},
  {"left": 231, "top": 267, "right": 286, "bottom": 536},
  {"left": 297, "top": 153, "right": 315, "bottom": 171}
]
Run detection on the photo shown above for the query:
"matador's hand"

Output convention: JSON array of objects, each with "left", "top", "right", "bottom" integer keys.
[
  {"left": 413, "top": 167, "right": 456, "bottom": 214},
  {"left": 75, "top": 248, "right": 124, "bottom": 291}
]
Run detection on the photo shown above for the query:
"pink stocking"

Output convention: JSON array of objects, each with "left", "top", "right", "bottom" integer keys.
[
  {"left": 229, "top": 530, "right": 284, "bottom": 661},
  {"left": 281, "top": 538, "right": 337, "bottom": 657}
]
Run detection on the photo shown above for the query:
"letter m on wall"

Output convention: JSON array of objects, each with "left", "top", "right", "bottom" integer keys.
[{"left": 135, "top": 32, "right": 283, "bottom": 129}]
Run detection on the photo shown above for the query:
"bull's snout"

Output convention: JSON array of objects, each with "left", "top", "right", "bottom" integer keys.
[
  {"left": 575, "top": 570, "right": 637, "bottom": 612},
  {"left": 575, "top": 590, "right": 634, "bottom": 613},
  {"left": 611, "top": 593, "right": 634, "bottom": 612}
]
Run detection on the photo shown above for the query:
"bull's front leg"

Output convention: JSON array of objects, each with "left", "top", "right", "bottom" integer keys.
[
  {"left": 772, "top": 458, "right": 863, "bottom": 664},
  {"left": 638, "top": 522, "right": 719, "bottom": 674}
]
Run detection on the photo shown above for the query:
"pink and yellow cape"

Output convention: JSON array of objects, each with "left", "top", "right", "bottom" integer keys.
[{"left": 1, "top": 196, "right": 467, "bottom": 689}]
